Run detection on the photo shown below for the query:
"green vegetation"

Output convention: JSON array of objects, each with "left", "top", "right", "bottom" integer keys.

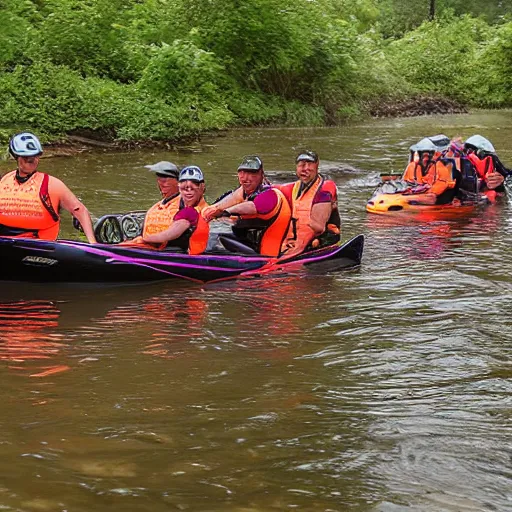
[{"left": 0, "top": 0, "right": 511, "bottom": 143}]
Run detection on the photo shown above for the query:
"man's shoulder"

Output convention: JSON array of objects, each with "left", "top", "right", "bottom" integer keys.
[
  {"left": 47, "top": 174, "right": 67, "bottom": 190},
  {"left": 0, "top": 170, "right": 16, "bottom": 181},
  {"left": 272, "top": 182, "right": 295, "bottom": 196},
  {"left": 319, "top": 178, "right": 337, "bottom": 198},
  {"left": 321, "top": 178, "right": 337, "bottom": 187}
]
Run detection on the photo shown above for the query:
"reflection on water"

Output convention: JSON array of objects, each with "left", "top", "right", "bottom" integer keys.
[
  {"left": 0, "top": 300, "right": 70, "bottom": 377},
  {"left": 0, "top": 111, "right": 511, "bottom": 511}
]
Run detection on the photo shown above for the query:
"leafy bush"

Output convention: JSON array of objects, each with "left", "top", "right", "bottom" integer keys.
[
  {"left": 33, "top": 0, "right": 143, "bottom": 82},
  {"left": 0, "top": 0, "right": 39, "bottom": 71},
  {"left": 1, "top": 0, "right": 512, "bottom": 144},
  {"left": 386, "top": 15, "right": 493, "bottom": 103},
  {"left": 475, "top": 22, "right": 512, "bottom": 105}
]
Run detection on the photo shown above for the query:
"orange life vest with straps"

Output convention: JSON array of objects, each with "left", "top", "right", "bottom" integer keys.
[
  {"left": 281, "top": 176, "right": 338, "bottom": 254},
  {"left": 0, "top": 171, "right": 60, "bottom": 239},
  {"left": 128, "top": 195, "right": 209, "bottom": 254},
  {"left": 403, "top": 160, "right": 456, "bottom": 197},
  {"left": 142, "top": 193, "right": 181, "bottom": 238},
  {"left": 467, "top": 153, "right": 494, "bottom": 179},
  {"left": 234, "top": 187, "right": 291, "bottom": 257},
  {"left": 187, "top": 208, "right": 209, "bottom": 255}
]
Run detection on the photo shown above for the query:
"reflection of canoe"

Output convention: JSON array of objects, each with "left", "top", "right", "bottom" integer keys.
[{"left": 0, "top": 235, "right": 364, "bottom": 284}]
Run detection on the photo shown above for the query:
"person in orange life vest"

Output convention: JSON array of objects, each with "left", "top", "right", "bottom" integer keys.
[
  {"left": 139, "top": 166, "right": 209, "bottom": 254},
  {"left": 463, "top": 135, "right": 509, "bottom": 195},
  {"left": 277, "top": 150, "right": 341, "bottom": 256},
  {"left": 402, "top": 138, "right": 456, "bottom": 205},
  {"left": 201, "top": 155, "right": 272, "bottom": 221},
  {"left": 120, "top": 162, "right": 207, "bottom": 251},
  {"left": 202, "top": 156, "right": 291, "bottom": 257},
  {"left": 0, "top": 132, "right": 96, "bottom": 242},
  {"left": 145, "top": 160, "right": 181, "bottom": 200}
]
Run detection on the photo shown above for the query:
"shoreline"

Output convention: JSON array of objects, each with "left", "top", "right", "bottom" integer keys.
[{"left": 29, "top": 96, "right": 471, "bottom": 158}]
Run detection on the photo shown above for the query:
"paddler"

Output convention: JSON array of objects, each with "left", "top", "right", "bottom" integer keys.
[
  {"left": 0, "top": 132, "right": 96, "bottom": 242},
  {"left": 144, "top": 160, "right": 181, "bottom": 200},
  {"left": 402, "top": 138, "right": 457, "bottom": 205},
  {"left": 123, "top": 165, "right": 209, "bottom": 254},
  {"left": 276, "top": 150, "right": 340, "bottom": 256},
  {"left": 201, "top": 155, "right": 291, "bottom": 257},
  {"left": 463, "top": 135, "right": 510, "bottom": 199}
]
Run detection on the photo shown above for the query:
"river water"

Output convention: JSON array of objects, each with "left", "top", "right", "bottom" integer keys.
[{"left": 0, "top": 111, "right": 511, "bottom": 511}]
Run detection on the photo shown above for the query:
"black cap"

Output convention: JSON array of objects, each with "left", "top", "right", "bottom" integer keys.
[
  {"left": 237, "top": 155, "right": 263, "bottom": 173},
  {"left": 296, "top": 150, "right": 318, "bottom": 163}
]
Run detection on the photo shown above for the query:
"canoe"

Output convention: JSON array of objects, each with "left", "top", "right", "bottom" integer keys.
[{"left": 0, "top": 234, "right": 364, "bottom": 284}]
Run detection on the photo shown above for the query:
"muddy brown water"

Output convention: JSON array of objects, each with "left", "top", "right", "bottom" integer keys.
[{"left": 0, "top": 111, "right": 511, "bottom": 511}]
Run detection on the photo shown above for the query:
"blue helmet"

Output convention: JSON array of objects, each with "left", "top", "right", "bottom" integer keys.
[{"left": 9, "top": 132, "right": 43, "bottom": 158}]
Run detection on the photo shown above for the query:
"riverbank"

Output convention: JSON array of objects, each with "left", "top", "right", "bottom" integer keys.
[
  {"left": 367, "top": 95, "right": 468, "bottom": 118},
  {"left": 38, "top": 95, "right": 469, "bottom": 158}
]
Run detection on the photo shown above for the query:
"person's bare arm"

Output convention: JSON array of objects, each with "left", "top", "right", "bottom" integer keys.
[
  {"left": 54, "top": 179, "right": 97, "bottom": 243},
  {"left": 143, "top": 219, "right": 190, "bottom": 244},
  {"left": 225, "top": 201, "right": 257, "bottom": 216},
  {"left": 202, "top": 187, "right": 245, "bottom": 221},
  {"left": 309, "top": 202, "right": 331, "bottom": 235}
]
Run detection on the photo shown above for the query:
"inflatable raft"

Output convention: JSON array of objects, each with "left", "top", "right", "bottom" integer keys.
[{"left": 366, "top": 180, "right": 487, "bottom": 216}]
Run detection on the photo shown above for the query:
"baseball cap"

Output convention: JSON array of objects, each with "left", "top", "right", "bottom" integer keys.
[
  {"left": 296, "top": 150, "right": 318, "bottom": 163},
  {"left": 144, "top": 161, "right": 179, "bottom": 179},
  {"left": 237, "top": 155, "right": 263, "bottom": 172}
]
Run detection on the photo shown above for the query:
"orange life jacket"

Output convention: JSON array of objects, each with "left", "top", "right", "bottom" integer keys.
[
  {"left": 129, "top": 195, "right": 209, "bottom": 253},
  {"left": 403, "top": 160, "right": 456, "bottom": 196},
  {"left": 403, "top": 161, "right": 429, "bottom": 184},
  {"left": 0, "top": 171, "right": 60, "bottom": 239},
  {"left": 187, "top": 208, "right": 209, "bottom": 255},
  {"left": 467, "top": 153, "right": 494, "bottom": 179},
  {"left": 142, "top": 194, "right": 181, "bottom": 238},
  {"left": 281, "top": 176, "right": 337, "bottom": 254},
  {"left": 236, "top": 188, "right": 291, "bottom": 257}
]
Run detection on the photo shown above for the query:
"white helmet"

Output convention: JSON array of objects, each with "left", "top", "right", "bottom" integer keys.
[
  {"left": 179, "top": 165, "right": 205, "bottom": 183},
  {"left": 9, "top": 132, "right": 43, "bottom": 158},
  {"left": 464, "top": 135, "right": 495, "bottom": 154},
  {"left": 409, "top": 138, "right": 438, "bottom": 153}
]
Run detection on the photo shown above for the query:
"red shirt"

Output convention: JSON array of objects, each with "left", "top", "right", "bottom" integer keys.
[
  {"left": 252, "top": 188, "right": 279, "bottom": 214},
  {"left": 174, "top": 206, "right": 199, "bottom": 227}
]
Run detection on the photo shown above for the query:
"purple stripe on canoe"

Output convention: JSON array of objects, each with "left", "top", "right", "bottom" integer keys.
[
  {"left": 107, "top": 261, "right": 206, "bottom": 282},
  {"left": 107, "top": 257, "right": 247, "bottom": 274},
  {"left": 58, "top": 241, "right": 267, "bottom": 272}
]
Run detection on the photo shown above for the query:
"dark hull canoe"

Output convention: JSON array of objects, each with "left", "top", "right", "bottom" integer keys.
[{"left": 0, "top": 235, "right": 364, "bottom": 284}]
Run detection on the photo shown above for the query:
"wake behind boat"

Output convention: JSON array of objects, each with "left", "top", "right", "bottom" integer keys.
[{"left": 0, "top": 234, "right": 364, "bottom": 284}]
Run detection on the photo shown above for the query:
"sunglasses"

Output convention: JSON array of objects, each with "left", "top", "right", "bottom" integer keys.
[{"left": 179, "top": 183, "right": 202, "bottom": 191}]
